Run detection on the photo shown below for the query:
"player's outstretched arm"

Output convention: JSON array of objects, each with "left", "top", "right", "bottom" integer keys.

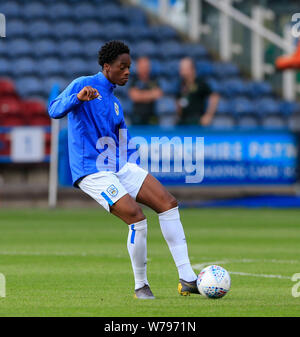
[{"left": 48, "top": 85, "right": 99, "bottom": 119}]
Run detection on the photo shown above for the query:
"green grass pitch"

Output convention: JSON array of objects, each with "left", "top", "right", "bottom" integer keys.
[{"left": 0, "top": 207, "right": 299, "bottom": 317}]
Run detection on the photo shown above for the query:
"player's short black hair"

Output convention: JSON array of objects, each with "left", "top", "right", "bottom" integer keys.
[{"left": 98, "top": 40, "right": 130, "bottom": 68}]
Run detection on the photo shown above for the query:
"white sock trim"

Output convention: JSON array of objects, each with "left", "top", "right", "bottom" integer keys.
[
  {"left": 158, "top": 206, "right": 180, "bottom": 220},
  {"left": 127, "top": 218, "right": 148, "bottom": 290},
  {"left": 129, "top": 218, "right": 147, "bottom": 231}
]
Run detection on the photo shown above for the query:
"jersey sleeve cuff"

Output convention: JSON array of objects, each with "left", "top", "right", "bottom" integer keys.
[{"left": 72, "top": 93, "right": 84, "bottom": 106}]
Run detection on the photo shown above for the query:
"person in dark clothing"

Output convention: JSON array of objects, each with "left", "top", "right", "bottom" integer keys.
[
  {"left": 129, "top": 56, "right": 163, "bottom": 125},
  {"left": 177, "top": 57, "right": 220, "bottom": 126}
]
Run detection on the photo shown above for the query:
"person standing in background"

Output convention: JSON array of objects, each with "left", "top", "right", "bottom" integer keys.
[
  {"left": 177, "top": 57, "right": 220, "bottom": 126},
  {"left": 129, "top": 56, "right": 163, "bottom": 125}
]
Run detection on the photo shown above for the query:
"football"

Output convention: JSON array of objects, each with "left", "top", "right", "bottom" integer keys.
[{"left": 197, "top": 265, "right": 231, "bottom": 299}]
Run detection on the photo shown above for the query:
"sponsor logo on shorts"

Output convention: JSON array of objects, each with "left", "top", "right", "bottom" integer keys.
[{"left": 106, "top": 184, "right": 118, "bottom": 197}]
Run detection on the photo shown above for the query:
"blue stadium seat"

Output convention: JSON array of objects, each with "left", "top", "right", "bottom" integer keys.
[
  {"left": 73, "top": 3, "right": 98, "bottom": 21},
  {"left": 158, "top": 114, "right": 177, "bottom": 127},
  {"left": 279, "top": 100, "right": 300, "bottom": 116},
  {"left": 158, "top": 78, "right": 180, "bottom": 95},
  {"left": 205, "top": 77, "right": 222, "bottom": 94},
  {"left": 87, "top": 60, "right": 101, "bottom": 75},
  {"left": 77, "top": 21, "right": 103, "bottom": 40},
  {"left": 236, "top": 115, "right": 260, "bottom": 128},
  {"left": 231, "top": 97, "right": 254, "bottom": 115},
  {"left": 155, "top": 96, "right": 177, "bottom": 116},
  {"left": 12, "top": 58, "right": 37, "bottom": 77},
  {"left": 92, "top": 0, "right": 115, "bottom": 3},
  {"left": 118, "top": 97, "right": 133, "bottom": 116},
  {"left": 215, "top": 98, "right": 232, "bottom": 115},
  {"left": 48, "top": 3, "right": 74, "bottom": 21},
  {"left": 62, "top": 58, "right": 90, "bottom": 77},
  {"left": 195, "top": 60, "right": 214, "bottom": 77},
  {"left": 33, "top": 39, "right": 59, "bottom": 58},
  {"left": 23, "top": 2, "right": 48, "bottom": 20},
  {"left": 82, "top": 40, "right": 104, "bottom": 59},
  {"left": 160, "top": 60, "right": 180, "bottom": 78},
  {"left": 122, "top": 5, "right": 148, "bottom": 26},
  {"left": 53, "top": 21, "right": 78, "bottom": 40},
  {"left": 0, "top": 2, "right": 21, "bottom": 19},
  {"left": 6, "top": 19, "right": 27, "bottom": 38},
  {"left": 0, "top": 59, "right": 13, "bottom": 77},
  {"left": 255, "top": 97, "right": 280, "bottom": 116},
  {"left": 98, "top": 3, "right": 125, "bottom": 23},
  {"left": 220, "top": 78, "right": 249, "bottom": 97},
  {"left": 212, "top": 62, "right": 239, "bottom": 78},
  {"left": 288, "top": 113, "right": 300, "bottom": 131},
  {"left": 16, "top": 77, "right": 44, "bottom": 98},
  {"left": 0, "top": 40, "right": 9, "bottom": 58},
  {"left": 150, "top": 59, "right": 163, "bottom": 77},
  {"left": 58, "top": 39, "right": 83, "bottom": 58},
  {"left": 38, "top": 58, "right": 64, "bottom": 77},
  {"left": 114, "top": 84, "right": 128, "bottom": 99},
  {"left": 211, "top": 115, "right": 235, "bottom": 129},
  {"left": 151, "top": 25, "right": 178, "bottom": 42},
  {"left": 128, "top": 61, "right": 137, "bottom": 77},
  {"left": 182, "top": 43, "right": 209, "bottom": 59},
  {"left": 7, "top": 39, "right": 33, "bottom": 58},
  {"left": 127, "top": 26, "right": 156, "bottom": 43},
  {"left": 135, "top": 41, "right": 160, "bottom": 59},
  {"left": 247, "top": 81, "right": 273, "bottom": 98},
  {"left": 160, "top": 41, "right": 185, "bottom": 60},
  {"left": 261, "top": 115, "right": 287, "bottom": 129},
  {"left": 28, "top": 21, "right": 54, "bottom": 40},
  {"left": 101, "top": 23, "right": 129, "bottom": 41},
  {"left": 44, "top": 77, "right": 69, "bottom": 96}
]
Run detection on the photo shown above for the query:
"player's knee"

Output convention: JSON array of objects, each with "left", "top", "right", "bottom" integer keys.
[
  {"left": 161, "top": 194, "right": 178, "bottom": 212},
  {"left": 168, "top": 195, "right": 178, "bottom": 210},
  {"left": 127, "top": 205, "right": 145, "bottom": 223}
]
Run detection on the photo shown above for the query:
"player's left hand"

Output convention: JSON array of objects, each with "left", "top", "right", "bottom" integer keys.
[{"left": 77, "top": 86, "right": 100, "bottom": 101}]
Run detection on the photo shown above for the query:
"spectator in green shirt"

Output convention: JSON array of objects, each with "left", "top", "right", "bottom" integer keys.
[
  {"left": 177, "top": 57, "right": 220, "bottom": 126},
  {"left": 129, "top": 56, "right": 163, "bottom": 125}
]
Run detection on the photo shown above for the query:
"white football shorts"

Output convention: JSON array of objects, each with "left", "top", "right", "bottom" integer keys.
[{"left": 78, "top": 162, "right": 148, "bottom": 212}]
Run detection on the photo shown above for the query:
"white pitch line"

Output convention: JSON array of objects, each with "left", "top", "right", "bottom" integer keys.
[
  {"left": 192, "top": 260, "right": 293, "bottom": 280},
  {"left": 229, "top": 271, "right": 291, "bottom": 280},
  {"left": 0, "top": 251, "right": 88, "bottom": 256}
]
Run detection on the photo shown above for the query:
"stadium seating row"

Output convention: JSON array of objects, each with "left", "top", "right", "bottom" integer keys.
[
  {"left": 0, "top": 0, "right": 299, "bottom": 129},
  {"left": 0, "top": 78, "right": 49, "bottom": 126},
  {"left": 1, "top": 37, "right": 206, "bottom": 60},
  {"left": 1, "top": 74, "right": 300, "bottom": 129},
  {"left": 118, "top": 94, "right": 300, "bottom": 117},
  {"left": 5, "top": 20, "right": 179, "bottom": 42},
  {"left": 11, "top": 74, "right": 275, "bottom": 103}
]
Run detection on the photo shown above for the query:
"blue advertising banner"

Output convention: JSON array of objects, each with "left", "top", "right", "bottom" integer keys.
[{"left": 58, "top": 126, "right": 298, "bottom": 186}]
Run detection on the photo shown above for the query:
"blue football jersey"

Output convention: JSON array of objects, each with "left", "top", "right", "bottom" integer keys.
[{"left": 48, "top": 72, "right": 135, "bottom": 186}]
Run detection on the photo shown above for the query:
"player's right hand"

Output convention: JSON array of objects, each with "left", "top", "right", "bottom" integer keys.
[{"left": 77, "top": 86, "right": 100, "bottom": 101}]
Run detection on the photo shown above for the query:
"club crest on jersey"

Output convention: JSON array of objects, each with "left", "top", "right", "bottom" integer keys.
[
  {"left": 114, "top": 102, "right": 119, "bottom": 116},
  {"left": 106, "top": 184, "right": 118, "bottom": 197},
  {"left": 97, "top": 93, "right": 103, "bottom": 101}
]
